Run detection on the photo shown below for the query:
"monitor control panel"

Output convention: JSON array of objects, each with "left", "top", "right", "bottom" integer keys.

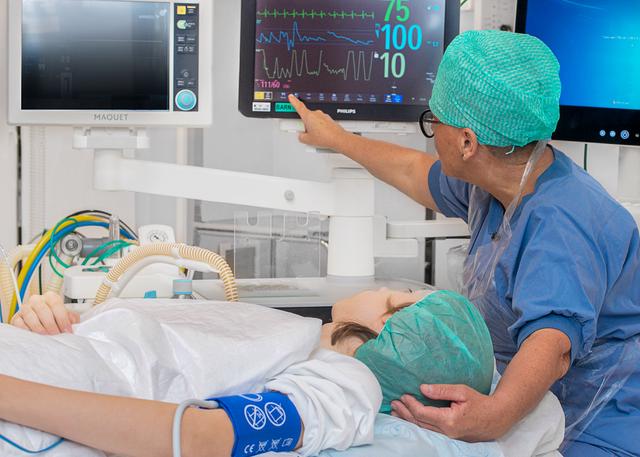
[{"left": 173, "top": 3, "right": 200, "bottom": 112}]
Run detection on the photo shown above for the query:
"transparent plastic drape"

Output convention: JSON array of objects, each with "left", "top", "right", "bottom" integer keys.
[{"left": 453, "top": 140, "right": 639, "bottom": 448}]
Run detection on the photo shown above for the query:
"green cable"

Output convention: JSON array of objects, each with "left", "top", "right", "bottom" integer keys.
[
  {"left": 48, "top": 248, "right": 65, "bottom": 278},
  {"left": 91, "top": 244, "right": 129, "bottom": 265},
  {"left": 51, "top": 244, "right": 71, "bottom": 269},
  {"left": 460, "top": 0, "right": 469, "bottom": 6},
  {"left": 82, "top": 240, "right": 129, "bottom": 266},
  {"left": 48, "top": 218, "right": 79, "bottom": 270},
  {"left": 91, "top": 241, "right": 132, "bottom": 265}
]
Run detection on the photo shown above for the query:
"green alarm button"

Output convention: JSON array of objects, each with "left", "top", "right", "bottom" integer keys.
[{"left": 275, "top": 102, "right": 296, "bottom": 113}]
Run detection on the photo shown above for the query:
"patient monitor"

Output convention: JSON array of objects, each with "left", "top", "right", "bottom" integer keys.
[
  {"left": 7, "top": 0, "right": 212, "bottom": 126},
  {"left": 239, "top": 0, "right": 460, "bottom": 123}
]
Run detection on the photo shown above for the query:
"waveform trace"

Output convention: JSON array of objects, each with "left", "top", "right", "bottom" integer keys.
[
  {"left": 257, "top": 48, "right": 375, "bottom": 82},
  {"left": 257, "top": 8, "right": 375, "bottom": 20},
  {"left": 256, "top": 21, "right": 375, "bottom": 51}
]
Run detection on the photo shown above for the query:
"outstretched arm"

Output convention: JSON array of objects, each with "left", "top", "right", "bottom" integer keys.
[
  {"left": 0, "top": 374, "right": 303, "bottom": 457},
  {"left": 288, "top": 95, "right": 440, "bottom": 211}
]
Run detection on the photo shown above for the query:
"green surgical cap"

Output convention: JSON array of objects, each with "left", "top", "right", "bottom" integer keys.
[
  {"left": 355, "top": 290, "right": 494, "bottom": 413},
  {"left": 429, "top": 30, "right": 561, "bottom": 147}
]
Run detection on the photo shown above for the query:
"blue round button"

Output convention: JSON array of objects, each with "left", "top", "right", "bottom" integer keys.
[
  {"left": 175, "top": 90, "right": 197, "bottom": 111},
  {"left": 599, "top": 130, "right": 606, "bottom": 137},
  {"left": 621, "top": 130, "right": 630, "bottom": 140}
]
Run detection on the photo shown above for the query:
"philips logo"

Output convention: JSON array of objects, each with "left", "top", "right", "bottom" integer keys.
[
  {"left": 336, "top": 108, "right": 357, "bottom": 115},
  {"left": 93, "top": 113, "right": 129, "bottom": 122}
]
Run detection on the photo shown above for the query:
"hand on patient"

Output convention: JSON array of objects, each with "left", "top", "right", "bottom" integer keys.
[
  {"left": 10, "top": 292, "right": 80, "bottom": 335},
  {"left": 288, "top": 94, "right": 350, "bottom": 151},
  {"left": 391, "top": 384, "right": 511, "bottom": 442}
]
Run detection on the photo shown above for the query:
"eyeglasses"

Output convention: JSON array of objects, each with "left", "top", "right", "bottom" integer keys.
[{"left": 419, "top": 109, "right": 441, "bottom": 138}]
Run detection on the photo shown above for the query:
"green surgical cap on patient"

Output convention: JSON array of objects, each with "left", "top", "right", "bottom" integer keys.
[
  {"left": 429, "top": 30, "right": 561, "bottom": 147},
  {"left": 355, "top": 290, "right": 494, "bottom": 413}
]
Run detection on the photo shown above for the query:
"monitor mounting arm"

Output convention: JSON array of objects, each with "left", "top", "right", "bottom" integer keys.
[{"left": 76, "top": 127, "right": 469, "bottom": 278}]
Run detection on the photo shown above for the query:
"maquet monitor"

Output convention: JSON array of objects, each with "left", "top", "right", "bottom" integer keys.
[
  {"left": 8, "top": 0, "right": 212, "bottom": 126},
  {"left": 516, "top": 0, "right": 640, "bottom": 146},
  {"left": 238, "top": 0, "right": 460, "bottom": 122}
]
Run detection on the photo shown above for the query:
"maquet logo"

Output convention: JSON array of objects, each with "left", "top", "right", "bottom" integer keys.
[{"left": 93, "top": 113, "right": 129, "bottom": 122}]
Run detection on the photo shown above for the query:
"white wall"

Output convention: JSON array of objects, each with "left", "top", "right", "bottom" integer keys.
[
  {"left": 0, "top": 0, "right": 18, "bottom": 248},
  {"left": 19, "top": 126, "right": 136, "bottom": 241}
]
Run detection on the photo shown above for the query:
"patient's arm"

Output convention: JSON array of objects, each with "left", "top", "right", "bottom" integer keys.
[
  {"left": 0, "top": 374, "right": 301, "bottom": 457},
  {"left": 266, "top": 349, "right": 381, "bottom": 455},
  {"left": 10, "top": 292, "right": 80, "bottom": 335}
]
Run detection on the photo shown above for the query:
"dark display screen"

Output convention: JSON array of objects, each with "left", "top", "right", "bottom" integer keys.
[
  {"left": 21, "top": 0, "right": 170, "bottom": 110},
  {"left": 252, "top": 0, "right": 446, "bottom": 110}
]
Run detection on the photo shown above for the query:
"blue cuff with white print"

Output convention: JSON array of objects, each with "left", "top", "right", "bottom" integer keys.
[{"left": 206, "top": 392, "right": 302, "bottom": 457}]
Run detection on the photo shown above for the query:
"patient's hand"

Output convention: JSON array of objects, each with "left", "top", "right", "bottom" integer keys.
[{"left": 10, "top": 292, "right": 80, "bottom": 335}]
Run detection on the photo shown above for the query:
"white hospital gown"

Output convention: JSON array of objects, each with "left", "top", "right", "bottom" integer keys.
[{"left": 0, "top": 299, "right": 381, "bottom": 457}]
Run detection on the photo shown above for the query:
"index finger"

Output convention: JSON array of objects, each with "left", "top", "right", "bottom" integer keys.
[
  {"left": 50, "top": 301, "right": 73, "bottom": 333},
  {"left": 288, "top": 94, "right": 310, "bottom": 118},
  {"left": 421, "top": 384, "right": 470, "bottom": 403}
]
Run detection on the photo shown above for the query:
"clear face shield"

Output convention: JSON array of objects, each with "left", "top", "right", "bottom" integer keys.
[
  {"left": 463, "top": 139, "right": 549, "bottom": 302},
  {"left": 447, "top": 140, "right": 640, "bottom": 450}
]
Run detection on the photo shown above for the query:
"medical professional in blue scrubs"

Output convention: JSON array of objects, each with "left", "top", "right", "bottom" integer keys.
[{"left": 290, "top": 30, "right": 640, "bottom": 457}]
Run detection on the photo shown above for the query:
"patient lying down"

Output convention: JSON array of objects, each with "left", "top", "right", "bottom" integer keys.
[{"left": 0, "top": 288, "right": 494, "bottom": 457}]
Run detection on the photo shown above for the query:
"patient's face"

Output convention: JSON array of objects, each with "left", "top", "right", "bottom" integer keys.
[
  {"left": 333, "top": 288, "right": 431, "bottom": 333},
  {"left": 320, "top": 288, "right": 432, "bottom": 356}
]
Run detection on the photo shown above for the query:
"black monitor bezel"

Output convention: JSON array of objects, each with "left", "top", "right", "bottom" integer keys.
[
  {"left": 516, "top": 0, "right": 640, "bottom": 146},
  {"left": 238, "top": 0, "right": 460, "bottom": 122}
]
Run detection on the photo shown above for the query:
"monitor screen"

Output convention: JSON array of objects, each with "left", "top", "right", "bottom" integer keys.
[
  {"left": 21, "top": 0, "right": 170, "bottom": 111},
  {"left": 517, "top": 0, "right": 640, "bottom": 145},
  {"left": 239, "top": 0, "right": 459, "bottom": 122}
]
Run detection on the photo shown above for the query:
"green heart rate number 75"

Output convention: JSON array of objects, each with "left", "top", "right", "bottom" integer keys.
[{"left": 384, "top": 0, "right": 410, "bottom": 22}]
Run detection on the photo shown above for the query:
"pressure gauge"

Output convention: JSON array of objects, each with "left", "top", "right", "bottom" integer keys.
[{"left": 138, "top": 225, "right": 177, "bottom": 245}]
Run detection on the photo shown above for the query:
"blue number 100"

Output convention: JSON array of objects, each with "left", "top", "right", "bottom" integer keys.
[{"left": 381, "top": 24, "right": 423, "bottom": 51}]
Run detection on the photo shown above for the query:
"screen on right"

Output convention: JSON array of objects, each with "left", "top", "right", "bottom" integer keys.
[{"left": 520, "top": 0, "right": 640, "bottom": 145}]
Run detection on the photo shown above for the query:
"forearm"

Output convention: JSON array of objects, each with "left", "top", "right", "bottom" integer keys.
[
  {"left": 333, "top": 132, "right": 438, "bottom": 209},
  {"left": 492, "top": 329, "right": 571, "bottom": 434},
  {"left": 0, "top": 374, "right": 233, "bottom": 457}
]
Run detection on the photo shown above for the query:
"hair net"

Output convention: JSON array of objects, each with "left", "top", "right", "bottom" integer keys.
[
  {"left": 429, "top": 30, "right": 561, "bottom": 147},
  {"left": 355, "top": 290, "right": 494, "bottom": 413}
]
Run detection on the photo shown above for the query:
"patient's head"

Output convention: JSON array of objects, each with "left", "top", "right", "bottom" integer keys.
[
  {"left": 320, "top": 288, "right": 431, "bottom": 355},
  {"left": 323, "top": 289, "right": 494, "bottom": 414}
]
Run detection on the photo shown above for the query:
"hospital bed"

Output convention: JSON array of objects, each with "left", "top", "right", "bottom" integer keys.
[{"left": 277, "top": 376, "right": 565, "bottom": 457}]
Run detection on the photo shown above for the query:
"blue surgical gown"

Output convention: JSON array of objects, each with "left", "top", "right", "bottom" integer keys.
[{"left": 428, "top": 147, "right": 640, "bottom": 456}]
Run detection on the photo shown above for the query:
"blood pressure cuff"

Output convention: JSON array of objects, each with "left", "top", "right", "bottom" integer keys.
[{"left": 206, "top": 392, "right": 302, "bottom": 457}]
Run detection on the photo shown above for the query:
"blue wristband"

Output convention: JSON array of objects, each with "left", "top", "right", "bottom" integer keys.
[{"left": 207, "top": 392, "right": 302, "bottom": 457}]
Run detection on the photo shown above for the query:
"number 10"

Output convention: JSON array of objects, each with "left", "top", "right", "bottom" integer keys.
[{"left": 380, "top": 52, "right": 406, "bottom": 78}]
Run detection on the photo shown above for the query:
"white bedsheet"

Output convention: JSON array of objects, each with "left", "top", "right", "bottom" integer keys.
[{"left": 0, "top": 299, "right": 380, "bottom": 456}]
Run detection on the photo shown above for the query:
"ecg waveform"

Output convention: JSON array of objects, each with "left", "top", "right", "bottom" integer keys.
[
  {"left": 257, "top": 8, "right": 375, "bottom": 20},
  {"left": 257, "top": 49, "right": 374, "bottom": 81},
  {"left": 256, "top": 22, "right": 374, "bottom": 52}
]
